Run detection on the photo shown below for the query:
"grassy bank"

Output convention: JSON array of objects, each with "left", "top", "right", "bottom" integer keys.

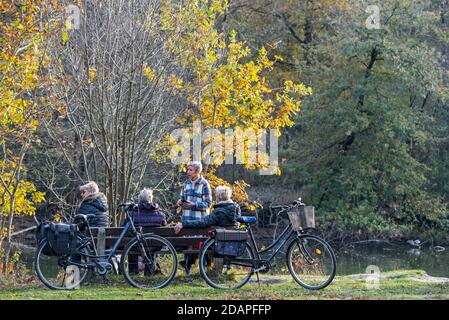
[{"left": 1, "top": 270, "right": 449, "bottom": 300}]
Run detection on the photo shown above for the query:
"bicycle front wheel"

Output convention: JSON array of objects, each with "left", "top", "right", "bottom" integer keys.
[
  {"left": 34, "top": 240, "right": 90, "bottom": 290},
  {"left": 199, "top": 238, "right": 254, "bottom": 290},
  {"left": 121, "top": 234, "right": 178, "bottom": 290},
  {"left": 287, "top": 234, "right": 336, "bottom": 290}
]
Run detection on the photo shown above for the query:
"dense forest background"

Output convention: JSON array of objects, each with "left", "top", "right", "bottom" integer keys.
[
  {"left": 2, "top": 0, "right": 449, "bottom": 267},
  {"left": 220, "top": 0, "right": 449, "bottom": 242}
]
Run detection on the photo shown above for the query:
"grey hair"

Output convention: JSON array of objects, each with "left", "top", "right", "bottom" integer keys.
[
  {"left": 216, "top": 186, "right": 232, "bottom": 202},
  {"left": 138, "top": 188, "right": 153, "bottom": 203},
  {"left": 187, "top": 161, "right": 203, "bottom": 173},
  {"left": 80, "top": 181, "right": 99, "bottom": 194}
]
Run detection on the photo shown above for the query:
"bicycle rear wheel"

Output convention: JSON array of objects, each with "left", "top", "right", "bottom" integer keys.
[
  {"left": 199, "top": 238, "right": 254, "bottom": 290},
  {"left": 287, "top": 234, "right": 336, "bottom": 290},
  {"left": 34, "top": 240, "right": 90, "bottom": 290},
  {"left": 121, "top": 234, "right": 177, "bottom": 289}
]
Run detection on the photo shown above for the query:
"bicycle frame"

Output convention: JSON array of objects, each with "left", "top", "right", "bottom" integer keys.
[
  {"left": 69, "top": 209, "right": 142, "bottom": 269},
  {"left": 200, "top": 198, "right": 337, "bottom": 290},
  {"left": 225, "top": 206, "right": 307, "bottom": 268},
  {"left": 213, "top": 221, "right": 299, "bottom": 272},
  {"left": 247, "top": 222, "right": 296, "bottom": 263}
]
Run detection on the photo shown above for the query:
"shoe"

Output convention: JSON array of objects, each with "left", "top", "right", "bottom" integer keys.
[
  {"left": 179, "top": 260, "right": 191, "bottom": 275},
  {"left": 184, "top": 265, "right": 192, "bottom": 275}
]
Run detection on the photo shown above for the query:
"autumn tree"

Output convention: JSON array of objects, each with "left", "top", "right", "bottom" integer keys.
[
  {"left": 157, "top": 0, "right": 311, "bottom": 206},
  {"left": 0, "top": 0, "right": 52, "bottom": 274},
  {"left": 36, "top": 0, "right": 197, "bottom": 225}
]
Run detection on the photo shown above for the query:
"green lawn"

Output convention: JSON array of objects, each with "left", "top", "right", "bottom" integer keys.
[{"left": 1, "top": 270, "right": 449, "bottom": 300}]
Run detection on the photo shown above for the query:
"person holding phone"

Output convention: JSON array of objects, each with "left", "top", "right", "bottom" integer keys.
[{"left": 176, "top": 161, "right": 212, "bottom": 275}]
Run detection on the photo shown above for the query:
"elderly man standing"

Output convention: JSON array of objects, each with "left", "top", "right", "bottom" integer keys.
[{"left": 176, "top": 161, "right": 212, "bottom": 274}]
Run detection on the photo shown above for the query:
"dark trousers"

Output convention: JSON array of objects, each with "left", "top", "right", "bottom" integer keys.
[
  {"left": 184, "top": 253, "right": 197, "bottom": 268},
  {"left": 128, "top": 249, "right": 160, "bottom": 274}
]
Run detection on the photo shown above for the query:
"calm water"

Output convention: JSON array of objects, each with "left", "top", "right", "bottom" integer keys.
[
  {"left": 334, "top": 242, "right": 449, "bottom": 277},
  {"left": 258, "top": 239, "right": 449, "bottom": 277},
  {"left": 17, "top": 241, "right": 449, "bottom": 277}
]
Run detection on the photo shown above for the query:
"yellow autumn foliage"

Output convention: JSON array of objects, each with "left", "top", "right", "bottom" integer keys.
[
  {"left": 1, "top": 0, "right": 52, "bottom": 272},
  {"left": 155, "top": 0, "right": 312, "bottom": 206},
  {"left": 0, "top": 161, "right": 45, "bottom": 218}
]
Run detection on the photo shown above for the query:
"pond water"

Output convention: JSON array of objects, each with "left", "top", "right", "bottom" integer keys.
[
  {"left": 255, "top": 239, "right": 449, "bottom": 277},
  {"left": 334, "top": 241, "right": 449, "bottom": 277},
  {"left": 16, "top": 241, "right": 449, "bottom": 278}
]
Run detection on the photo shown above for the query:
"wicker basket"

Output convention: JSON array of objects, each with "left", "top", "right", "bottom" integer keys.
[{"left": 288, "top": 206, "right": 315, "bottom": 231}]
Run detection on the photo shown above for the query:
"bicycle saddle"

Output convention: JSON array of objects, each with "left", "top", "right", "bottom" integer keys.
[{"left": 236, "top": 216, "right": 257, "bottom": 223}]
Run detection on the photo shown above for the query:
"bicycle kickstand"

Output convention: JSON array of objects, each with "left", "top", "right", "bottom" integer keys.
[{"left": 255, "top": 272, "right": 260, "bottom": 287}]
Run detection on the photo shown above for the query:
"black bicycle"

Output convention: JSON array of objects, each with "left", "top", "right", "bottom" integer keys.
[
  {"left": 198, "top": 198, "right": 336, "bottom": 290},
  {"left": 34, "top": 201, "right": 178, "bottom": 290}
]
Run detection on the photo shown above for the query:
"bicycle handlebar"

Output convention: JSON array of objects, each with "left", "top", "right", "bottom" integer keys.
[{"left": 270, "top": 197, "right": 304, "bottom": 210}]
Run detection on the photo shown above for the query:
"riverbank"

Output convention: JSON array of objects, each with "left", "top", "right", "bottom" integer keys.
[{"left": 1, "top": 270, "right": 448, "bottom": 300}]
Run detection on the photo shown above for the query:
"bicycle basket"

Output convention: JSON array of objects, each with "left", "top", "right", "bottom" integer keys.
[{"left": 288, "top": 206, "right": 315, "bottom": 231}]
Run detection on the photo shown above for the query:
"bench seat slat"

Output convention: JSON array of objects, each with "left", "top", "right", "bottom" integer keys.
[
  {"left": 89, "top": 227, "right": 209, "bottom": 237},
  {"left": 102, "top": 238, "right": 209, "bottom": 251},
  {"left": 90, "top": 226, "right": 211, "bottom": 253}
]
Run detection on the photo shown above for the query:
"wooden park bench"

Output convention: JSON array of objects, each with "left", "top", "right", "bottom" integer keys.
[{"left": 90, "top": 226, "right": 210, "bottom": 256}]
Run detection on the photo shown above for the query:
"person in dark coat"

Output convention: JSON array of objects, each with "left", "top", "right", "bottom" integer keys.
[
  {"left": 78, "top": 181, "right": 109, "bottom": 227},
  {"left": 127, "top": 188, "right": 166, "bottom": 274},
  {"left": 174, "top": 186, "right": 240, "bottom": 231},
  {"left": 71, "top": 181, "right": 109, "bottom": 265},
  {"left": 128, "top": 188, "right": 167, "bottom": 227},
  {"left": 174, "top": 186, "right": 240, "bottom": 274}
]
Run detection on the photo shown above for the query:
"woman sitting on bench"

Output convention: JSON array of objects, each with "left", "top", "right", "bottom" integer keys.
[
  {"left": 128, "top": 188, "right": 167, "bottom": 227},
  {"left": 128, "top": 188, "right": 166, "bottom": 274},
  {"left": 78, "top": 181, "right": 109, "bottom": 227},
  {"left": 174, "top": 186, "right": 241, "bottom": 233}
]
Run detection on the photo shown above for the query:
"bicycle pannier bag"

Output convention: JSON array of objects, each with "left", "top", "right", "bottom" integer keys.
[
  {"left": 36, "top": 222, "right": 56, "bottom": 256},
  {"left": 46, "top": 222, "right": 78, "bottom": 255},
  {"left": 214, "top": 229, "right": 248, "bottom": 257}
]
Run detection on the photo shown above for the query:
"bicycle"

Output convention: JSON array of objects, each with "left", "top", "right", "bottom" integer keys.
[
  {"left": 198, "top": 198, "right": 336, "bottom": 290},
  {"left": 34, "top": 201, "right": 178, "bottom": 290}
]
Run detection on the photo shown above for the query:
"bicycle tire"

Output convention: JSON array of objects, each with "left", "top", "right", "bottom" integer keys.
[
  {"left": 199, "top": 238, "right": 254, "bottom": 290},
  {"left": 34, "top": 240, "right": 91, "bottom": 290},
  {"left": 286, "top": 234, "right": 336, "bottom": 290},
  {"left": 120, "top": 233, "right": 178, "bottom": 290}
]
